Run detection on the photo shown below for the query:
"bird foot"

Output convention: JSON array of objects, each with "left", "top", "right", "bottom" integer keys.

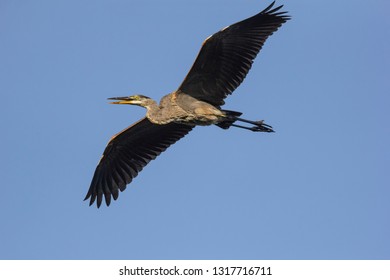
[
  {"left": 251, "top": 120, "right": 274, "bottom": 132},
  {"left": 230, "top": 117, "right": 274, "bottom": 132}
]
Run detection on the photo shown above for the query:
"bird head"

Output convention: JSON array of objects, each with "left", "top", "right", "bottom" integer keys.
[{"left": 108, "top": 95, "right": 152, "bottom": 107}]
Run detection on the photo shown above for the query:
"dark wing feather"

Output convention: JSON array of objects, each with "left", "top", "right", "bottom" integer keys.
[
  {"left": 177, "top": 2, "right": 290, "bottom": 106},
  {"left": 84, "top": 117, "right": 194, "bottom": 207}
]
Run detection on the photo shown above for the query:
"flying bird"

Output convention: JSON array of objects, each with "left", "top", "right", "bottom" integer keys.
[{"left": 85, "top": 2, "right": 290, "bottom": 207}]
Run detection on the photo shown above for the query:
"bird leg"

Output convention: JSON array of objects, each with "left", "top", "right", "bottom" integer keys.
[{"left": 233, "top": 117, "right": 274, "bottom": 132}]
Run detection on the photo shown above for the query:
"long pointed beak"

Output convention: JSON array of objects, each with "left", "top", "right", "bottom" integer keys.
[{"left": 107, "top": 96, "right": 132, "bottom": 105}]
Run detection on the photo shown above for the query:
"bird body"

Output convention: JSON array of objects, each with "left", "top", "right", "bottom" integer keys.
[
  {"left": 111, "top": 92, "right": 227, "bottom": 126},
  {"left": 85, "top": 2, "right": 290, "bottom": 207}
]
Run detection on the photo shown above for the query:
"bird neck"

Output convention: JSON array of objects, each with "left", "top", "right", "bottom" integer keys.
[{"left": 143, "top": 99, "right": 161, "bottom": 120}]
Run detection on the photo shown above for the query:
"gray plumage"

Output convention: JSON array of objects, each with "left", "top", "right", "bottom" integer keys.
[{"left": 85, "top": 2, "right": 290, "bottom": 207}]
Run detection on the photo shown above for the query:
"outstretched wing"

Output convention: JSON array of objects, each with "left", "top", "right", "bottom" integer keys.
[
  {"left": 177, "top": 2, "right": 290, "bottom": 106},
  {"left": 85, "top": 118, "right": 194, "bottom": 208}
]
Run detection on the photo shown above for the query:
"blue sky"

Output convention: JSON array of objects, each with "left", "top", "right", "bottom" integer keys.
[{"left": 1, "top": 0, "right": 389, "bottom": 259}]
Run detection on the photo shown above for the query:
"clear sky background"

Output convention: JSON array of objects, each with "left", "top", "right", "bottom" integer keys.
[{"left": 1, "top": 0, "right": 389, "bottom": 260}]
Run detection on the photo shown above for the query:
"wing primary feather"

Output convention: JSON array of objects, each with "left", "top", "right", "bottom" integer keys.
[
  {"left": 85, "top": 118, "right": 194, "bottom": 207},
  {"left": 177, "top": 3, "right": 290, "bottom": 106}
]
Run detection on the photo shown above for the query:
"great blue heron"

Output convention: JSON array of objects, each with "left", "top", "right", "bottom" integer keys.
[{"left": 85, "top": 2, "right": 290, "bottom": 207}]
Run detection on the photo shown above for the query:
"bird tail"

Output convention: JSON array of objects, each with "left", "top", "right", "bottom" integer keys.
[{"left": 216, "top": 110, "right": 243, "bottom": 129}]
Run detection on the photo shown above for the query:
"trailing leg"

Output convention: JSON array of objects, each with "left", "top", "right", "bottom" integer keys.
[{"left": 216, "top": 110, "right": 274, "bottom": 132}]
